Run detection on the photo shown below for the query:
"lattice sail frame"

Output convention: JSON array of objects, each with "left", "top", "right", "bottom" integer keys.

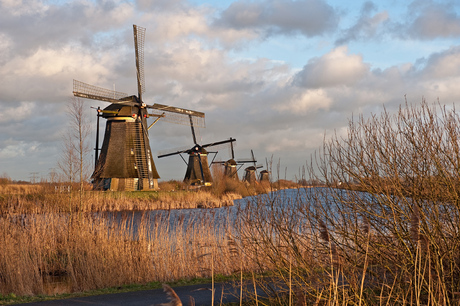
[
  {"left": 149, "top": 109, "right": 206, "bottom": 128},
  {"left": 73, "top": 80, "right": 129, "bottom": 102},
  {"left": 134, "top": 25, "right": 146, "bottom": 95}
]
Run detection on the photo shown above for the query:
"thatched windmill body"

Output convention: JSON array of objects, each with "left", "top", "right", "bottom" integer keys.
[
  {"left": 73, "top": 25, "right": 204, "bottom": 191},
  {"left": 242, "top": 150, "right": 263, "bottom": 184},
  {"left": 259, "top": 170, "right": 270, "bottom": 181}
]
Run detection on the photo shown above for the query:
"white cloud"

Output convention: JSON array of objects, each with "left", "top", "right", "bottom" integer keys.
[
  {"left": 0, "top": 102, "right": 35, "bottom": 123},
  {"left": 276, "top": 88, "right": 332, "bottom": 114},
  {"left": 0, "top": 0, "right": 47, "bottom": 16},
  {"left": 294, "top": 46, "right": 370, "bottom": 88},
  {"left": 0, "top": 140, "right": 38, "bottom": 158}
]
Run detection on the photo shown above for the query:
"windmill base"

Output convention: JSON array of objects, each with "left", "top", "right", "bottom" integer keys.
[{"left": 93, "top": 178, "right": 158, "bottom": 191}]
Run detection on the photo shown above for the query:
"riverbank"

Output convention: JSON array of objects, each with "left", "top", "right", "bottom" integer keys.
[
  {"left": 0, "top": 179, "right": 301, "bottom": 214},
  {"left": 0, "top": 181, "right": 304, "bottom": 302}
]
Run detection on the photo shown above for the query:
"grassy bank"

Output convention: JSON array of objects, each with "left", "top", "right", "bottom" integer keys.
[
  {"left": 0, "top": 177, "right": 302, "bottom": 302},
  {"left": 0, "top": 178, "right": 301, "bottom": 214}
]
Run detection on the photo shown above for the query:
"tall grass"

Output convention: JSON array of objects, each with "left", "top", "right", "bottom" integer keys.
[
  {"left": 0, "top": 186, "right": 241, "bottom": 215},
  {"left": 0, "top": 207, "right": 256, "bottom": 296}
]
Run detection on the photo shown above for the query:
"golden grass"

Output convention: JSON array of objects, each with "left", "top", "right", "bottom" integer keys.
[
  {"left": 0, "top": 208, "right": 255, "bottom": 296},
  {"left": 0, "top": 177, "right": 302, "bottom": 299},
  {"left": 0, "top": 187, "right": 242, "bottom": 215}
]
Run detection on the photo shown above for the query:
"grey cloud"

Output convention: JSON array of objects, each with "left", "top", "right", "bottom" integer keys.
[
  {"left": 406, "top": 46, "right": 460, "bottom": 86},
  {"left": 136, "top": 0, "right": 186, "bottom": 11},
  {"left": 335, "top": 1, "right": 389, "bottom": 45},
  {"left": 214, "top": 0, "right": 339, "bottom": 37},
  {"left": 399, "top": 0, "right": 460, "bottom": 39},
  {"left": 0, "top": 0, "right": 132, "bottom": 58}
]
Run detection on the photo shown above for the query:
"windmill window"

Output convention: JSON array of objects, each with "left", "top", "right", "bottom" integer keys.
[
  {"left": 134, "top": 163, "right": 137, "bottom": 169},
  {"left": 131, "top": 148, "right": 134, "bottom": 155}
]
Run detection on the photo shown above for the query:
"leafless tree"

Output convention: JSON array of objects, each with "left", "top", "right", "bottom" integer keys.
[{"left": 57, "top": 97, "right": 91, "bottom": 210}]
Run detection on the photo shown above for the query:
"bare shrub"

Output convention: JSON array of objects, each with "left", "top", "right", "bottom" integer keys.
[{"left": 233, "top": 101, "right": 460, "bottom": 304}]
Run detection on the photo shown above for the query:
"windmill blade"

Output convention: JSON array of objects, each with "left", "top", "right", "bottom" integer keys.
[
  {"left": 73, "top": 80, "right": 137, "bottom": 106},
  {"left": 148, "top": 103, "right": 206, "bottom": 128},
  {"left": 201, "top": 138, "right": 236, "bottom": 149},
  {"left": 133, "top": 25, "right": 146, "bottom": 101},
  {"left": 158, "top": 147, "right": 189, "bottom": 159},
  {"left": 148, "top": 103, "right": 204, "bottom": 118},
  {"left": 237, "top": 149, "right": 258, "bottom": 165},
  {"left": 229, "top": 140, "right": 236, "bottom": 159},
  {"left": 237, "top": 159, "right": 256, "bottom": 164}
]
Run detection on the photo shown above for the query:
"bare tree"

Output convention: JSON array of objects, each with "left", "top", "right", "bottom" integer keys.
[
  {"left": 57, "top": 132, "right": 78, "bottom": 184},
  {"left": 57, "top": 97, "right": 91, "bottom": 210}
]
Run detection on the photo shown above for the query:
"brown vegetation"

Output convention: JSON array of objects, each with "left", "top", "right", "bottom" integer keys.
[
  {"left": 0, "top": 174, "right": 300, "bottom": 299},
  {"left": 5, "top": 101, "right": 458, "bottom": 305},
  {"left": 230, "top": 101, "right": 460, "bottom": 305},
  {"left": 0, "top": 207, "right": 251, "bottom": 296}
]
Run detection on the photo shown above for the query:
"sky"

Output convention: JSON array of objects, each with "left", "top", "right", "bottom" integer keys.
[{"left": 1, "top": 0, "right": 460, "bottom": 183}]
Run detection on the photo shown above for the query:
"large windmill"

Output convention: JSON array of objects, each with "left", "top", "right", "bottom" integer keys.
[
  {"left": 158, "top": 119, "right": 236, "bottom": 186},
  {"left": 73, "top": 25, "right": 205, "bottom": 191}
]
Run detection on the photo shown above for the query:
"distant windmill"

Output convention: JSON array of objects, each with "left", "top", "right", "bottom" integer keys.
[
  {"left": 259, "top": 170, "right": 270, "bottom": 182},
  {"left": 241, "top": 150, "right": 263, "bottom": 184},
  {"left": 158, "top": 122, "right": 236, "bottom": 186},
  {"left": 73, "top": 25, "right": 205, "bottom": 191},
  {"left": 212, "top": 145, "right": 264, "bottom": 181},
  {"left": 221, "top": 140, "right": 239, "bottom": 180}
]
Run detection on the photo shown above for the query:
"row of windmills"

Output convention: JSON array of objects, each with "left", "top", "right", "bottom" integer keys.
[
  {"left": 219, "top": 148, "right": 270, "bottom": 184},
  {"left": 72, "top": 25, "right": 268, "bottom": 191}
]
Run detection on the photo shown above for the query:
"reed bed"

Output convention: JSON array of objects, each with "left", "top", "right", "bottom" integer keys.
[
  {"left": 0, "top": 188, "right": 241, "bottom": 215},
  {"left": 0, "top": 207, "right": 256, "bottom": 297}
]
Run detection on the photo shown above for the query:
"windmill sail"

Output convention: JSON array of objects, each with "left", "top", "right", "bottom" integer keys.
[
  {"left": 134, "top": 25, "right": 145, "bottom": 100},
  {"left": 73, "top": 80, "right": 136, "bottom": 105}
]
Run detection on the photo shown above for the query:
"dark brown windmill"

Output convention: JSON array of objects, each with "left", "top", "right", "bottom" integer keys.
[
  {"left": 241, "top": 150, "right": 262, "bottom": 184},
  {"left": 73, "top": 25, "right": 205, "bottom": 191},
  {"left": 259, "top": 170, "right": 270, "bottom": 181},
  {"left": 158, "top": 124, "right": 236, "bottom": 186},
  {"left": 216, "top": 140, "right": 239, "bottom": 180},
  {"left": 212, "top": 145, "right": 263, "bottom": 181}
]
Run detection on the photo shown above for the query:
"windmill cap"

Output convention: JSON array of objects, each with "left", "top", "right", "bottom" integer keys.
[
  {"left": 225, "top": 159, "right": 237, "bottom": 166},
  {"left": 189, "top": 144, "right": 207, "bottom": 154}
]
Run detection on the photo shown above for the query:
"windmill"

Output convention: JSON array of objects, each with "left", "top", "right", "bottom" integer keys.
[
  {"left": 73, "top": 25, "right": 205, "bottom": 191},
  {"left": 212, "top": 146, "right": 263, "bottom": 181},
  {"left": 259, "top": 170, "right": 270, "bottom": 181},
  {"left": 223, "top": 140, "right": 239, "bottom": 180},
  {"left": 158, "top": 121, "right": 236, "bottom": 186},
  {"left": 241, "top": 150, "right": 263, "bottom": 184}
]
